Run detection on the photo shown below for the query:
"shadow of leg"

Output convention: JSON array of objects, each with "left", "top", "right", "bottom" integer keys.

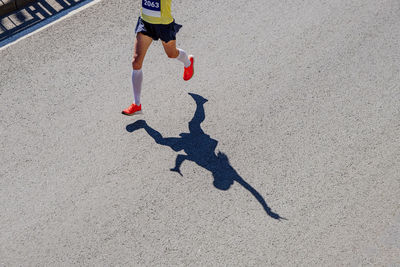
[
  {"left": 126, "top": 119, "right": 147, "bottom": 132},
  {"left": 188, "top": 93, "right": 208, "bottom": 135}
]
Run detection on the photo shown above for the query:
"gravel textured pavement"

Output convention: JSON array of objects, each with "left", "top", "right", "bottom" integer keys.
[{"left": 1, "top": 0, "right": 399, "bottom": 265}]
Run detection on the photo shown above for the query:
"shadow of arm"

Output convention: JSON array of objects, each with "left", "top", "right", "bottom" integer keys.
[{"left": 235, "top": 177, "right": 286, "bottom": 220}]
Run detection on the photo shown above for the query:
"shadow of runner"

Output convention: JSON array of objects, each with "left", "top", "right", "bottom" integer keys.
[{"left": 126, "top": 93, "right": 285, "bottom": 220}]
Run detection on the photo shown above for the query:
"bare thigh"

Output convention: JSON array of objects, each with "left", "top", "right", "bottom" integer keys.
[
  {"left": 162, "top": 40, "right": 179, "bottom": 58},
  {"left": 132, "top": 33, "right": 153, "bottom": 70}
]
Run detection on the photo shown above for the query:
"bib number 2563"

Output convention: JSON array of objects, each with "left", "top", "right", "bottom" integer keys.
[{"left": 142, "top": 0, "right": 161, "bottom": 17}]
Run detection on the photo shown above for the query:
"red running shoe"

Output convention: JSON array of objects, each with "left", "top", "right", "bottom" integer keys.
[
  {"left": 122, "top": 103, "right": 142, "bottom": 116},
  {"left": 183, "top": 55, "right": 194, "bottom": 81}
]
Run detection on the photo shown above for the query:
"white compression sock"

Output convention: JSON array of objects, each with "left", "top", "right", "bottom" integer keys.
[
  {"left": 132, "top": 69, "right": 143, "bottom": 105},
  {"left": 176, "top": 48, "right": 191, "bottom": 68}
]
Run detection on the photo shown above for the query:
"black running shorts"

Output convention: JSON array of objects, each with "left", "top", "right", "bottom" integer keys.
[{"left": 135, "top": 17, "right": 182, "bottom": 43}]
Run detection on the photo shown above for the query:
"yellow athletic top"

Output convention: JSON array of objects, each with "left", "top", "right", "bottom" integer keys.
[{"left": 141, "top": 0, "right": 173, "bottom": 25}]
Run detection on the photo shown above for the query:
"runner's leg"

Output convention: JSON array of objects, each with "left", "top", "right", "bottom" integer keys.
[
  {"left": 162, "top": 40, "right": 194, "bottom": 80},
  {"left": 132, "top": 33, "right": 153, "bottom": 105},
  {"left": 162, "top": 40, "right": 191, "bottom": 67}
]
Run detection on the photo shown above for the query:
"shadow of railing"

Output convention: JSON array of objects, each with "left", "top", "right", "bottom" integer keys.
[
  {"left": 126, "top": 93, "right": 286, "bottom": 220},
  {"left": 0, "top": 0, "right": 86, "bottom": 42}
]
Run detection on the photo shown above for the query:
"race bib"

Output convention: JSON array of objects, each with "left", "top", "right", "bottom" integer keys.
[{"left": 142, "top": 0, "right": 161, "bottom": 17}]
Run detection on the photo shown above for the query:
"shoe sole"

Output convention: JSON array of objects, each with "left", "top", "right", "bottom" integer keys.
[{"left": 122, "top": 110, "right": 143, "bottom": 116}]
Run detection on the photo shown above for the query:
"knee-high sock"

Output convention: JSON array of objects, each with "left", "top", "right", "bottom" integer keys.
[
  {"left": 176, "top": 48, "right": 191, "bottom": 68},
  {"left": 132, "top": 69, "right": 143, "bottom": 105}
]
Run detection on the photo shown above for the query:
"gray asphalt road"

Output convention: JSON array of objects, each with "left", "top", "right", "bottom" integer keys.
[{"left": 1, "top": 0, "right": 399, "bottom": 265}]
